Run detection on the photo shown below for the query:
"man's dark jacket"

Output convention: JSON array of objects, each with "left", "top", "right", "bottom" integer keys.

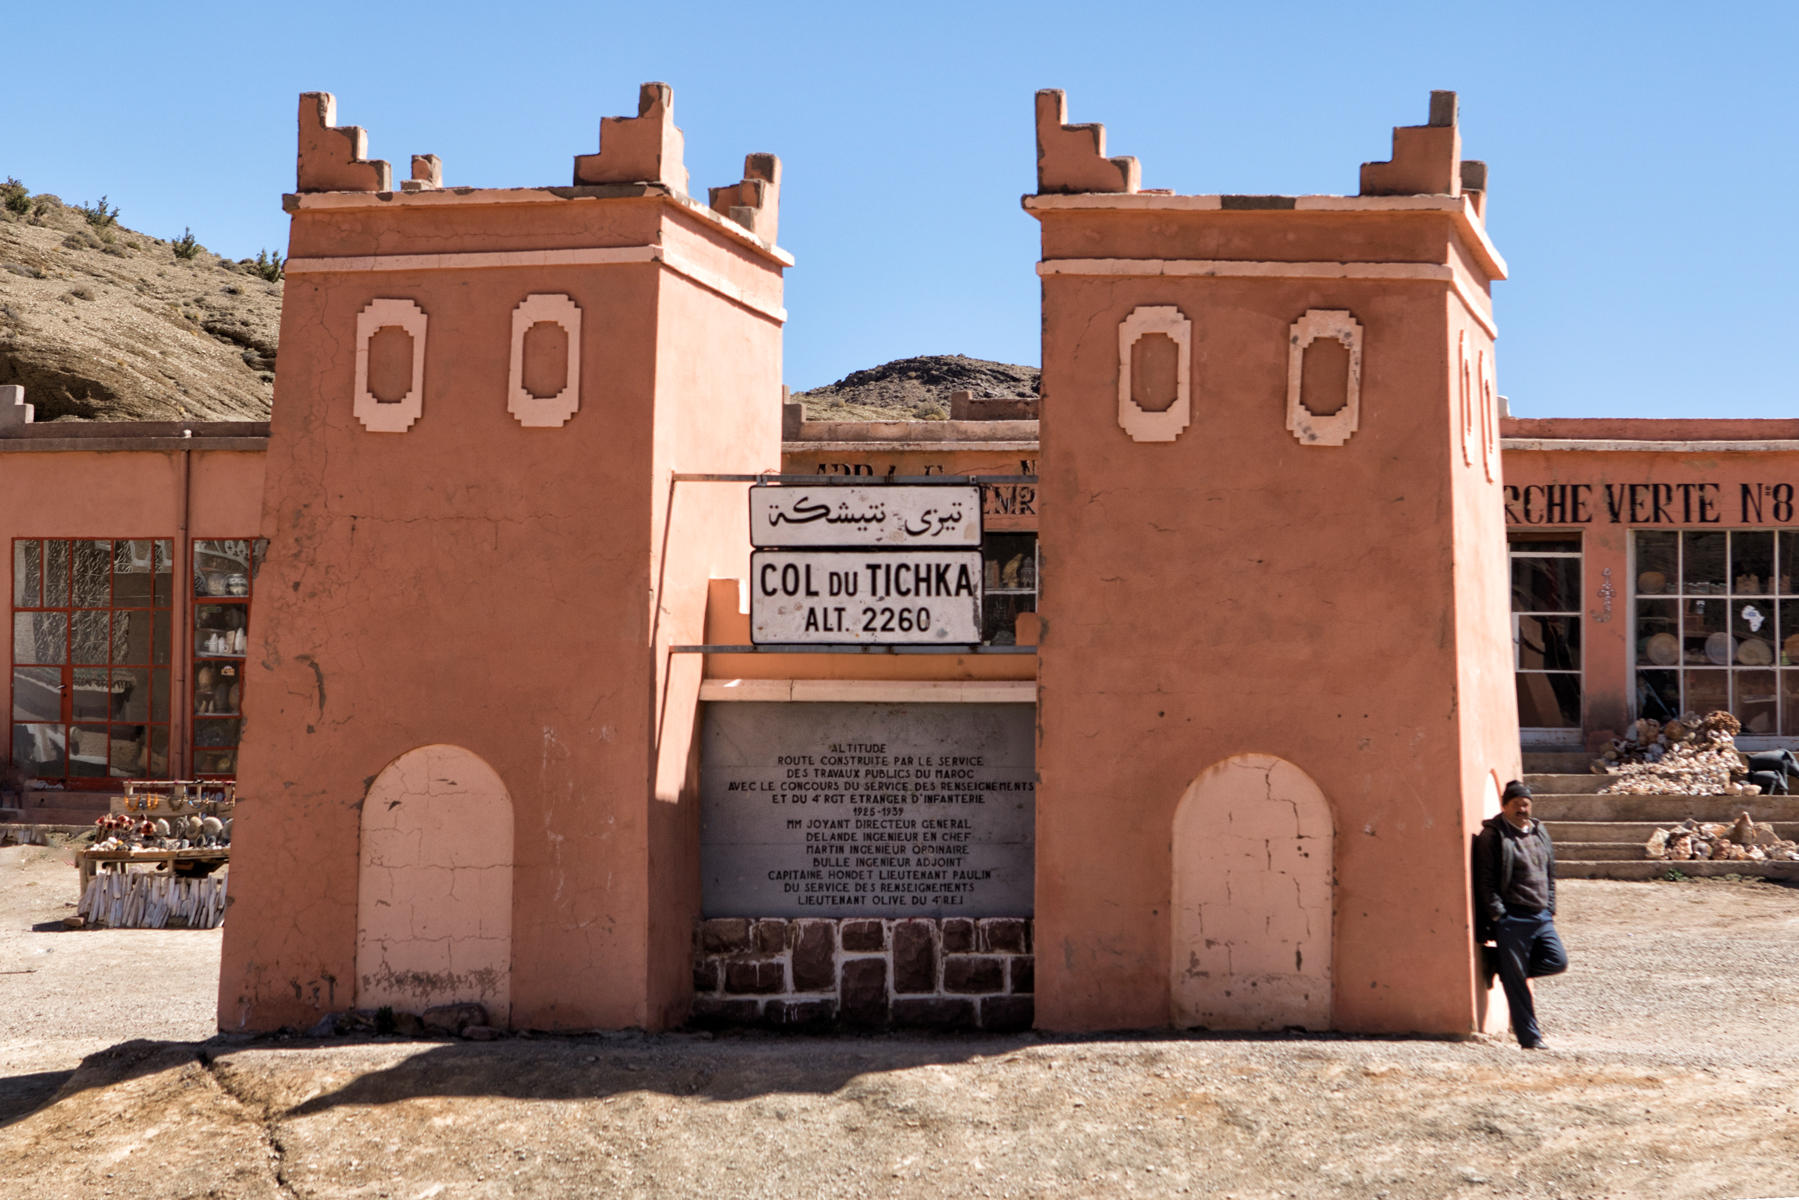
[{"left": 1472, "top": 813, "right": 1556, "bottom": 943}]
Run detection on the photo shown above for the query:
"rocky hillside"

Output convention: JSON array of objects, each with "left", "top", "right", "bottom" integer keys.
[
  {"left": 0, "top": 180, "right": 277, "bottom": 422},
  {"left": 794, "top": 354, "right": 1038, "bottom": 421},
  {"left": 1, "top": 176, "right": 1032, "bottom": 426}
]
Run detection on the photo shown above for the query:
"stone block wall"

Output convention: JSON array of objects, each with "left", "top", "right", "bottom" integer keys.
[{"left": 692, "top": 917, "right": 1034, "bottom": 1031}]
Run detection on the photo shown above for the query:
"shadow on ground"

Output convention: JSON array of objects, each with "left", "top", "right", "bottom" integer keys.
[
  {"left": 272, "top": 1023, "right": 1423, "bottom": 1120},
  {"left": 271, "top": 1031, "right": 1034, "bottom": 1117},
  {"left": 7, "top": 1026, "right": 1372, "bottom": 1129},
  {"left": 3, "top": 1031, "right": 1024, "bottom": 1128},
  {"left": 0, "top": 1068, "right": 75, "bottom": 1125},
  {"left": 0, "top": 1039, "right": 201, "bottom": 1128}
]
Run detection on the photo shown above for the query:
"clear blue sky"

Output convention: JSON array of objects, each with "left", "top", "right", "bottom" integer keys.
[{"left": 6, "top": 1, "right": 1795, "bottom": 416}]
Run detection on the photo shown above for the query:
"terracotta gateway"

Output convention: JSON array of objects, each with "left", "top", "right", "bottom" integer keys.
[{"left": 0, "top": 84, "right": 1760, "bottom": 1037}]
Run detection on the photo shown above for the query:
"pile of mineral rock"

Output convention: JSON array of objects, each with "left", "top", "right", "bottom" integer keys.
[
  {"left": 1646, "top": 814, "right": 1799, "bottom": 863},
  {"left": 1593, "top": 710, "right": 1761, "bottom": 796}
]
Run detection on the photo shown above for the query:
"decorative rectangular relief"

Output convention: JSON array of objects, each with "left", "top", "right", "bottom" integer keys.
[
  {"left": 508, "top": 293, "right": 583, "bottom": 428},
  {"left": 1286, "top": 309, "right": 1363, "bottom": 447},
  {"left": 1116, "top": 305, "right": 1192, "bottom": 443},
  {"left": 353, "top": 299, "right": 428, "bottom": 433}
]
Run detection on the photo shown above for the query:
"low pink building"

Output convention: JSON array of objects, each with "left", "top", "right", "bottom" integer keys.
[
  {"left": 0, "top": 391, "right": 265, "bottom": 823},
  {"left": 1501, "top": 419, "right": 1799, "bottom": 755}
]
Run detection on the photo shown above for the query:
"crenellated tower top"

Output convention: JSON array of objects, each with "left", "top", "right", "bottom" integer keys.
[{"left": 288, "top": 83, "right": 782, "bottom": 248}]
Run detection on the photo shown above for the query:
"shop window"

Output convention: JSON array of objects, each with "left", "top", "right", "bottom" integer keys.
[
  {"left": 1633, "top": 530, "right": 1799, "bottom": 737},
  {"left": 191, "top": 539, "right": 266, "bottom": 778},
  {"left": 982, "top": 533, "right": 1037, "bottom": 644},
  {"left": 1510, "top": 533, "right": 1582, "bottom": 728},
  {"left": 11, "top": 539, "right": 173, "bottom": 787}
]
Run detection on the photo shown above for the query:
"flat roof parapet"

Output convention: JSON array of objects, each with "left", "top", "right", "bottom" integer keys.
[
  {"left": 786, "top": 418, "right": 1039, "bottom": 450},
  {"left": 1022, "top": 191, "right": 1506, "bottom": 282},
  {"left": 1502, "top": 417, "right": 1799, "bottom": 451},
  {"left": 0, "top": 388, "right": 270, "bottom": 445}
]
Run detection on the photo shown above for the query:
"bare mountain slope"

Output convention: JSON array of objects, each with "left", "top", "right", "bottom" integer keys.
[
  {"left": 0, "top": 183, "right": 277, "bottom": 422},
  {"left": 794, "top": 354, "right": 1038, "bottom": 421},
  {"left": 2, "top": 178, "right": 1031, "bottom": 427}
]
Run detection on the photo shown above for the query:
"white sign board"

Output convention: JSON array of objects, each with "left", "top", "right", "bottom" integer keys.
[
  {"left": 750, "top": 550, "right": 983, "bottom": 644},
  {"left": 750, "top": 485, "right": 982, "bottom": 548}
]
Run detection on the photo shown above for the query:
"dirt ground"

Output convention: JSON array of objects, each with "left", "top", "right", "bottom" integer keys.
[{"left": 4, "top": 843, "right": 1799, "bottom": 1199}]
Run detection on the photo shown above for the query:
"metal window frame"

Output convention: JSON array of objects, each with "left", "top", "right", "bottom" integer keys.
[
  {"left": 1630, "top": 529, "right": 1796, "bottom": 742},
  {"left": 1508, "top": 532, "right": 1584, "bottom": 733},
  {"left": 189, "top": 538, "right": 264, "bottom": 781},
  {"left": 10, "top": 537, "right": 175, "bottom": 789}
]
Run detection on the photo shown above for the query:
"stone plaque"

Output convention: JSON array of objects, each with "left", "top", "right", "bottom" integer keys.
[{"left": 701, "top": 702, "right": 1034, "bottom": 918}]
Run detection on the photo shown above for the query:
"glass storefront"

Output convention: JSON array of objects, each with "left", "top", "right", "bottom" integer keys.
[
  {"left": 1633, "top": 529, "right": 1799, "bottom": 737},
  {"left": 191, "top": 538, "right": 265, "bottom": 778},
  {"left": 1511, "top": 533, "right": 1582, "bottom": 730},
  {"left": 11, "top": 539, "right": 174, "bottom": 785},
  {"left": 981, "top": 532, "right": 1037, "bottom": 644}
]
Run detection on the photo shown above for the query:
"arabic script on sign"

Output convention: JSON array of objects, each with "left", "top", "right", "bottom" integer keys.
[{"left": 750, "top": 484, "right": 983, "bottom": 548}]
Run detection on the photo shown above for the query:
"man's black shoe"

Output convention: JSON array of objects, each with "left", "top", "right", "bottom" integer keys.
[{"left": 1519, "top": 1038, "right": 1548, "bottom": 1050}]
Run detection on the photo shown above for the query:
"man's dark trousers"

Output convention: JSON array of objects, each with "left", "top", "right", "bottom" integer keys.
[{"left": 1495, "top": 907, "right": 1567, "bottom": 1047}]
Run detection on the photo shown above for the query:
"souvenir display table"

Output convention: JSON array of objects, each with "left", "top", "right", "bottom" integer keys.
[{"left": 75, "top": 780, "right": 235, "bottom": 928}]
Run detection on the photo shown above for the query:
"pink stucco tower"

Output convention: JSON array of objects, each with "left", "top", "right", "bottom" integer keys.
[
  {"left": 1027, "top": 90, "right": 1515, "bottom": 1034},
  {"left": 218, "top": 86, "right": 788, "bottom": 1032}
]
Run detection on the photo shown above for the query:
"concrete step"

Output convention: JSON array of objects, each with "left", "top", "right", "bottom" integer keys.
[
  {"left": 1545, "top": 819, "right": 1799, "bottom": 843},
  {"left": 1522, "top": 751, "right": 1593, "bottom": 774},
  {"left": 1558, "top": 858, "right": 1799, "bottom": 881},
  {"left": 1530, "top": 793, "right": 1799, "bottom": 822},
  {"left": 1523, "top": 773, "right": 1606, "bottom": 794}
]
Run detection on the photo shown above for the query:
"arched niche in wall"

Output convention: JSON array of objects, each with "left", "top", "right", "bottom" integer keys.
[
  {"left": 1479, "top": 349, "right": 1499, "bottom": 483},
  {"left": 354, "top": 299, "right": 428, "bottom": 433},
  {"left": 1458, "top": 331, "right": 1477, "bottom": 468},
  {"left": 356, "top": 744, "right": 514, "bottom": 1022},
  {"left": 1116, "top": 305, "right": 1192, "bottom": 443},
  {"left": 1171, "top": 753, "right": 1334, "bottom": 1031},
  {"left": 1285, "top": 309, "right": 1363, "bottom": 447},
  {"left": 508, "top": 293, "right": 583, "bottom": 428}
]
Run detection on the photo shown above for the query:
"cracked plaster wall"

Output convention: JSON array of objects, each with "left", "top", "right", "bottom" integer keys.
[
  {"left": 1171, "top": 754, "right": 1332, "bottom": 1031},
  {"left": 1032, "top": 205, "right": 1503, "bottom": 1036},
  {"left": 356, "top": 744, "right": 512, "bottom": 1019},
  {"left": 220, "top": 162, "right": 787, "bottom": 1034},
  {"left": 0, "top": 449, "right": 266, "bottom": 780},
  {"left": 644, "top": 246, "right": 785, "bottom": 1027},
  {"left": 1445, "top": 302, "right": 1521, "bottom": 1035}
]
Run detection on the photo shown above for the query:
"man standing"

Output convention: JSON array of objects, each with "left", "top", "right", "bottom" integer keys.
[{"left": 1473, "top": 780, "right": 1569, "bottom": 1050}]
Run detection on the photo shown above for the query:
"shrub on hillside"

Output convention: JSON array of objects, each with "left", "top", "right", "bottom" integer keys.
[
  {"left": 80, "top": 196, "right": 119, "bottom": 227},
  {"left": 172, "top": 227, "right": 200, "bottom": 261},
  {"left": 1, "top": 178, "right": 30, "bottom": 217}
]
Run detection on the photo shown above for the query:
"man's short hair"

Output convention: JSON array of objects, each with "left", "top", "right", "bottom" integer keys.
[{"left": 1501, "top": 780, "right": 1533, "bottom": 804}]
